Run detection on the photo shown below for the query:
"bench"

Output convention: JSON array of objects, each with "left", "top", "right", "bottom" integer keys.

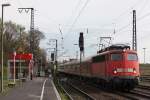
[
  {"left": 21, "top": 78, "right": 26, "bottom": 82},
  {"left": 8, "top": 82, "right": 16, "bottom": 88}
]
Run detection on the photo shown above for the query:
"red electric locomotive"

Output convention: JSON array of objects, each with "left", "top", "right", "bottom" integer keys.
[{"left": 58, "top": 44, "right": 140, "bottom": 90}]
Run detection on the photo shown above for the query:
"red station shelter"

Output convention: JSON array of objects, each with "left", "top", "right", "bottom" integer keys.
[{"left": 8, "top": 53, "right": 33, "bottom": 79}]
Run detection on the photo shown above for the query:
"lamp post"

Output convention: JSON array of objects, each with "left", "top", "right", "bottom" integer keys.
[
  {"left": 48, "top": 39, "right": 57, "bottom": 79},
  {"left": 1, "top": 3, "right": 10, "bottom": 93},
  {"left": 13, "top": 51, "right": 16, "bottom": 83},
  {"left": 40, "top": 57, "right": 42, "bottom": 76}
]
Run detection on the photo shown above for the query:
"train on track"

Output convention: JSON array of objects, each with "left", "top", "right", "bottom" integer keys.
[{"left": 58, "top": 44, "right": 140, "bottom": 90}]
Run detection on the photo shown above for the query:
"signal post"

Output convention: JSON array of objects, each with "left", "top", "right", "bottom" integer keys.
[{"left": 79, "top": 32, "right": 84, "bottom": 80}]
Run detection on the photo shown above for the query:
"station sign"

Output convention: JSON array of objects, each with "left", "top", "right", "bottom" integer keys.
[{"left": 9, "top": 53, "right": 33, "bottom": 60}]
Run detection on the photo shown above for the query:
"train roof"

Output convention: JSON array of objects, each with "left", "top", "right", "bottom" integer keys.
[
  {"left": 59, "top": 44, "right": 137, "bottom": 66},
  {"left": 97, "top": 44, "right": 132, "bottom": 53},
  {"left": 59, "top": 56, "right": 91, "bottom": 66}
]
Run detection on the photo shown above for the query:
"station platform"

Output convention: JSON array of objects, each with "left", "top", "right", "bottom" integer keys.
[{"left": 0, "top": 77, "right": 61, "bottom": 100}]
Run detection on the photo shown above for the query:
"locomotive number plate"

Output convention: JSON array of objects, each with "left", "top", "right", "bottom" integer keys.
[{"left": 117, "top": 68, "right": 133, "bottom": 72}]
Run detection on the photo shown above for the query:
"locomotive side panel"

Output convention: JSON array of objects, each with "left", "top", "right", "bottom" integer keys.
[{"left": 91, "top": 55, "right": 106, "bottom": 78}]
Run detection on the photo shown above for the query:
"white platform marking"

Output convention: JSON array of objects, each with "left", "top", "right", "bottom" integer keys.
[{"left": 40, "top": 79, "right": 47, "bottom": 100}]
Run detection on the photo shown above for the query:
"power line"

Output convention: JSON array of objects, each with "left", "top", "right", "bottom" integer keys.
[
  {"left": 60, "top": 0, "right": 82, "bottom": 47},
  {"left": 65, "top": 0, "right": 82, "bottom": 27},
  {"left": 115, "top": 11, "right": 150, "bottom": 34},
  {"left": 64, "top": 0, "right": 90, "bottom": 38},
  {"left": 113, "top": 0, "right": 142, "bottom": 22}
]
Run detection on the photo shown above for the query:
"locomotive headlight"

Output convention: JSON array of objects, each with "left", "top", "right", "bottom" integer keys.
[
  {"left": 113, "top": 69, "right": 117, "bottom": 74},
  {"left": 133, "top": 68, "right": 136, "bottom": 73}
]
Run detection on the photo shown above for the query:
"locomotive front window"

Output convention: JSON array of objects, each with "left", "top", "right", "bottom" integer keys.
[
  {"left": 111, "top": 54, "right": 123, "bottom": 61},
  {"left": 127, "top": 54, "right": 138, "bottom": 61}
]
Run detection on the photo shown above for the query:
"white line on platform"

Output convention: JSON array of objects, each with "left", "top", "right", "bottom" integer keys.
[{"left": 40, "top": 79, "right": 47, "bottom": 100}]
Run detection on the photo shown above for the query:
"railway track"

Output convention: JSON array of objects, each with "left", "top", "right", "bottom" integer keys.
[
  {"left": 71, "top": 78, "right": 150, "bottom": 100},
  {"left": 58, "top": 77, "right": 150, "bottom": 100},
  {"left": 67, "top": 79, "right": 129, "bottom": 100},
  {"left": 131, "top": 89, "right": 150, "bottom": 98},
  {"left": 137, "top": 84, "right": 150, "bottom": 90},
  {"left": 109, "top": 85, "right": 150, "bottom": 100},
  {"left": 58, "top": 79, "right": 95, "bottom": 100},
  {"left": 141, "top": 75, "right": 150, "bottom": 82},
  {"left": 58, "top": 81, "right": 74, "bottom": 100}
]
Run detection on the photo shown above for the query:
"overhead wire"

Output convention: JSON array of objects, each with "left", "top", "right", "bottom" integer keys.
[
  {"left": 111, "top": 0, "right": 149, "bottom": 43},
  {"left": 58, "top": 0, "right": 81, "bottom": 49},
  {"left": 113, "top": 0, "right": 142, "bottom": 22},
  {"left": 115, "top": 11, "right": 150, "bottom": 35},
  {"left": 68, "top": 0, "right": 143, "bottom": 50},
  {"left": 64, "top": 0, "right": 90, "bottom": 39},
  {"left": 110, "top": 0, "right": 144, "bottom": 37},
  {"left": 62, "top": 0, "right": 90, "bottom": 57},
  {"left": 65, "top": 0, "right": 82, "bottom": 27}
]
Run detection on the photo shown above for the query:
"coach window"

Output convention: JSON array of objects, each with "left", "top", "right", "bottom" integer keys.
[
  {"left": 127, "top": 54, "right": 138, "bottom": 61},
  {"left": 111, "top": 54, "right": 123, "bottom": 61},
  {"left": 92, "top": 55, "right": 105, "bottom": 63}
]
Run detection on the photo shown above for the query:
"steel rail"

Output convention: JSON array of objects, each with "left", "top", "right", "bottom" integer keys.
[
  {"left": 68, "top": 82, "right": 96, "bottom": 100},
  {"left": 58, "top": 81, "right": 74, "bottom": 100}
]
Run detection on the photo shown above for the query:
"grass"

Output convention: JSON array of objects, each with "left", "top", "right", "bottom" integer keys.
[
  {"left": 0, "top": 67, "right": 21, "bottom": 95},
  {"left": 0, "top": 79, "right": 21, "bottom": 96},
  {"left": 140, "top": 64, "right": 150, "bottom": 67},
  {"left": 140, "top": 64, "right": 150, "bottom": 75},
  {"left": 53, "top": 77, "right": 70, "bottom": 100}
]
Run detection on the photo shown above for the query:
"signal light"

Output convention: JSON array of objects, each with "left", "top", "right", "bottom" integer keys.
[
  {"left": 79, "top": 32, "right": 84, "bottom": 51},
  {"left": 51, "top": 53, "right": 55, "bottom": 61}
]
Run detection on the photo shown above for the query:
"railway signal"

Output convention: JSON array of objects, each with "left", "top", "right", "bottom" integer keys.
[
  {"left": 51, "top": 53, "right": 55, "bottom": 61},
  {"left": 79, "top": 32, "right": 84, "bottom": 52},
  {"left": 78, "top": 32, "right": 84, "bottom": 81}
]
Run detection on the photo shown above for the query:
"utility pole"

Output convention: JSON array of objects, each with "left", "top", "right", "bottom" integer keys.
[
  {"left": 55, "top": 40, "right": 58, "bottom": 75},
  {"left": 132, "top": 10, "right": 137, "bottom": 51},
  {"left": 48, "top": 39, "right": 58, "bottom": 78},
  {"left": 13, "top": 51, "right": 16, "bottom": 84},
  {"left": 18, "top": 8, "right": 34, "bottom": 80},
  {"left": 19, "top": 27, "right": 24, "bottom": 80},
  {"left": 143, "top": 48, "right": 146, "bottom": 64},
  {"left": 18, "top": 8, "right": 35, "bottom": 58},
  {"left": 40, "top": 57, "right": 42, "bottom": 76},
  {"left": 79, "top": 32, "right": 84, "bottom": 80}
]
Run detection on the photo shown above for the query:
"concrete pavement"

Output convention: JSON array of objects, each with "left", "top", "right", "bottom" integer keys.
[{"left": 0, "top": 77, "right": 60, "bottom": 100}]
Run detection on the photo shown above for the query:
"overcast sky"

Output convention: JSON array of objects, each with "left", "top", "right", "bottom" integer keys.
[{"left": 1, "top": 0, "right": 150, "bottom": 63}]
